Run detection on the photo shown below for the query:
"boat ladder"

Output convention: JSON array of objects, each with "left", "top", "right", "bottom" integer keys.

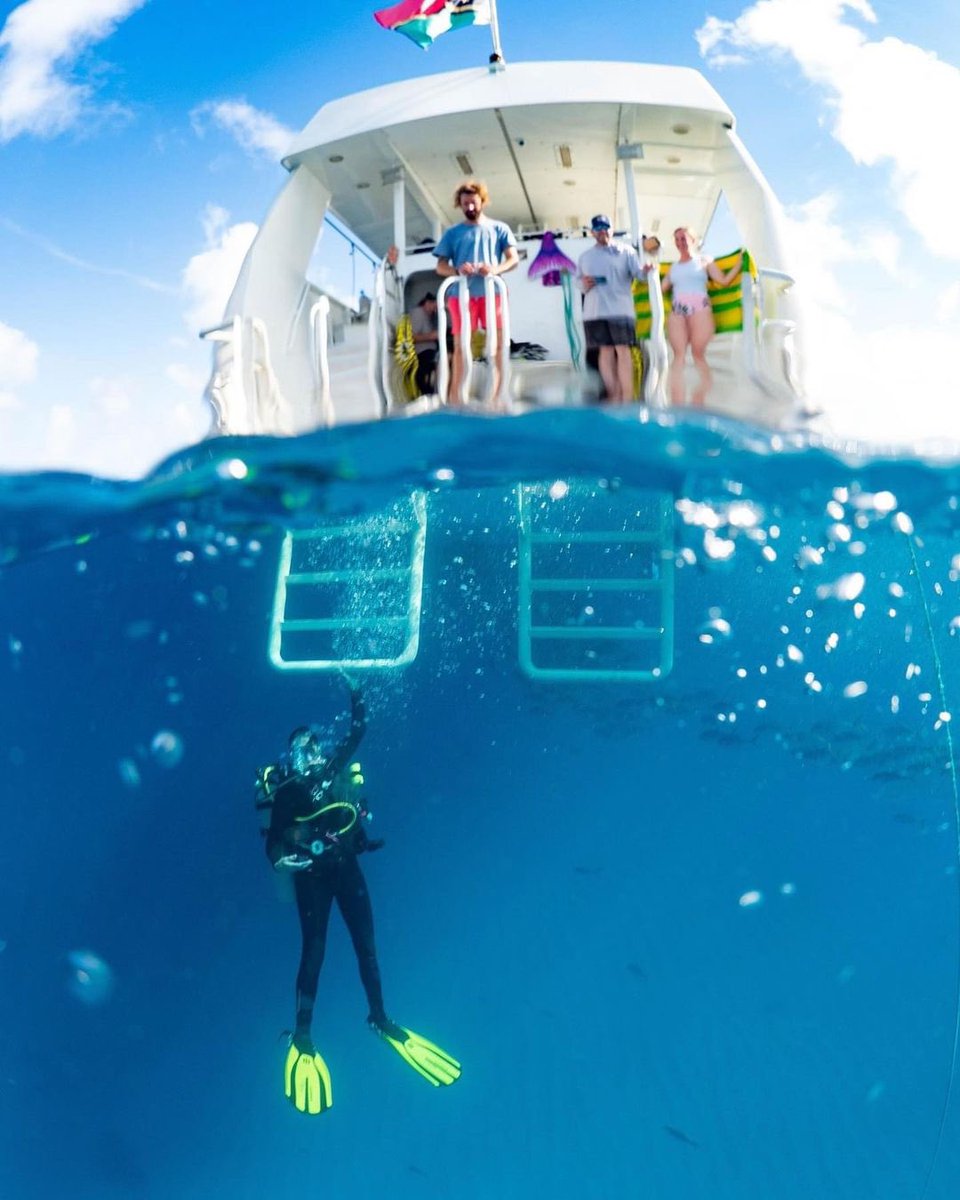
[
  {"left": 268, "top": 492, "right": 427, "bottom": 671},
  {"left": 516, "top": 484, "right": 675, "bottom": 681}
]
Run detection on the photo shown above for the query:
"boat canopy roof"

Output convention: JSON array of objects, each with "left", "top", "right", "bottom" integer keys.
[{"left": 283, "top": 61, "right": 740, "bottom": 256}]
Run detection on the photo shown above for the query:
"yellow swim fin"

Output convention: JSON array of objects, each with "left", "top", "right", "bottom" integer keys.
[
  {"left": 284, "top": 1038, "right": 333, "bottom": 1115},
  {"left": 369, "top": 1018, "right": 461, "bottom": 1087}
]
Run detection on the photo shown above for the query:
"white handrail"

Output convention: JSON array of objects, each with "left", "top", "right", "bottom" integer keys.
[
  {"left": 644, "top": 268, "right": 669, "bottom": 407},
  {"left": 309, "top": 297, "right": 333, "bottom": 427},
  {"left": 249, "top": 318, "right": 286, "bottom": 433},
  {"left": 377, "top": 265, "right": 394, "bottom": 413},
  {"left": 740, "top": 271, "right": 760, "bottom": 386},
  {"left": 745, "top": 266, "right": 801, "bottom": 399},
  {"left": 436, "top": 275, "right": 512, "bottom": 408},
  {"left": 367, "top": 266, "right": 384, "bottom": 411},
  {"left": 436, "top": 276, "right": 471, "bottom": 404},
  {"left": 483, "top": 275, "right": 511, "bottom": 410},
  {"left": 758, "top": 267, "right": 796, "bottom": 289},
  {"left": 200, "top": 315, "right": 243, "bottom": 431}
]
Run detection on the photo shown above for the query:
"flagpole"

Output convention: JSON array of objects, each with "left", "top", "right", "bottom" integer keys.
[{"left": 488, "top": 0, "right": 505, "bottom": 66}]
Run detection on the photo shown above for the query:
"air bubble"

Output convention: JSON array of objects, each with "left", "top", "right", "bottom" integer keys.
[
  {"left": 118, "top": 758, "right": 141, "bottom": 788},
  {"left": 698, "top": 616, "right": 732, "bottom": 645},
  {"left": 703, "top": 530, "right": 735, "bottom": 562},
  {"left": 795, "top": 545, "right": 823, "bottom": 569},
  {"left": 892, "top": 512, "right": 914, "bottom": 535},
  {"left": 150, "top": 730, "right": 184, "bottom": 768},
  {"left": 816, "top": 572, "right": 865, "bottom": 602},
  {"left": 217, "top": 458, "right": 248, "bottom": 480},
  {"left": 67, "top": 950, "right": 114, "bottom": 1006}
]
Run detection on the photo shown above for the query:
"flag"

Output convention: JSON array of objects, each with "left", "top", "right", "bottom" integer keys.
[{"left": 373, "top": 0, "right": 491, "bottom": 50}]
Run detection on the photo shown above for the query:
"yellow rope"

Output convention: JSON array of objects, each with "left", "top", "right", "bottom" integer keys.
[
  {"left": 394, "top": 315, "right": 419, "bottom": 401},
  {"left": 631, "top": 346, "right": 643, "bottom": 400}
]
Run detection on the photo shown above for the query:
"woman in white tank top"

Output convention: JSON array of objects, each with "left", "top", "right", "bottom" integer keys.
[{"left": 662, "top": 227, "right": 743, "bottom": 407}]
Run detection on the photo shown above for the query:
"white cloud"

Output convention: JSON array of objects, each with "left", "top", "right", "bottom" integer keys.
[
  {"left": 89, "top": 374, "right": 134, "bottom": 416},
  {"left": 181, "top": 205, "right": 258, "bottom": 333},
  {"left": 0, "top": 0, "right": 147, "bottom": 142},
  {"left": 165, "top": 361, "right": 207, "bottom": 395},
  {"left": 0, "top": 215, "right": 176, "bottom": 292},
  {"left": 937, "top": 283, "right": 960, "bottom": 326},
  {"left": 0, "top": 318, "right": 39, "bottom": 387},
  {"left": 191, "top": 98, "right": 294, "bottom": 161},
  {"left": 778, "top": 195, "right": 960, "bottom": 445},
  {"left": 44, "top": 401, "right": 78, "bottom": 463},
  {"left": 697, "top": 0, "right": 960, "bottom": 259}
]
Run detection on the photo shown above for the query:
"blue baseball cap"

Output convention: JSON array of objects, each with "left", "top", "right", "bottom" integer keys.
[{"left": 591, "top": 214, "right": 612, "bottom": 230}]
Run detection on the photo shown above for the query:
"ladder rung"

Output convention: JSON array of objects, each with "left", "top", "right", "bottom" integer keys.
[
  {"left": 290, "top": 521, "right": 414, "bottom": 540},
  {"left": 286, "top": 569, "right": 407, "bottom": 585},
  {"left": 281, "top": 617, "right": 408, "bottom": 632},
  {"left": 530, "top": 577, "right": 661, "bottom": 593},
  {"left": 530, "top": 625, "right": 663, "bottom": 640},
  {"left": 528, "top": 530, "right": 662, "bottom": 545}
]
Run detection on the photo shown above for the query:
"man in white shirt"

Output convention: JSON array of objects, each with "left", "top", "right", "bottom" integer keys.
[{"left": 577, "top": 214, "right": 645, "bottom": 403}]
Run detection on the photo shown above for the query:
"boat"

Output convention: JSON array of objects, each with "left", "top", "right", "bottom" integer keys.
[
  {"left": 197, "top": 47, "right": 813, "bottom": 685},
  {"left": 201, "top": 56, "right": 804, "bottom": 435}
]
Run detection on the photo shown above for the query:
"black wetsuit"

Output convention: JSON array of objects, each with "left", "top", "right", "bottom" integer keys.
[{"left": 265, "top": 688, "right": 387, "bottom": 1041}]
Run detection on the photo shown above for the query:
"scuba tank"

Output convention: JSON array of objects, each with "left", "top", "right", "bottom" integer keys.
[
  {"left": 254, "top": 761, "right": 296, "bottom": 901},
  {"left": 254, "top": 762, "right": 282, "bottom": 837}
]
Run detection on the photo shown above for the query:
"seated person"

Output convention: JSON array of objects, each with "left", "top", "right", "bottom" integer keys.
[{"left": 410, "top": 292, "right": 439, "bottom": 395}]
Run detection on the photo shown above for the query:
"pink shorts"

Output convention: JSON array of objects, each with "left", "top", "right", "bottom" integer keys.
[
  {"left": 672, "top": 293, "right": 711, "bottom": 318},
  {"left": 447, "top": 293, "right": 503, "bottom": 338}
]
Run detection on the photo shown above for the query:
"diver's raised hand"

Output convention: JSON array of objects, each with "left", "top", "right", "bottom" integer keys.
[{"left": 337, "top": 667, "right": 360, "bottom": 693}]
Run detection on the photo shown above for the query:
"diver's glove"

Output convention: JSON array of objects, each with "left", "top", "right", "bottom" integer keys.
[
  {"left": 355, "top": 827, "right": 385, "bottom": 854},
  {"left": 274, "top": 853, "right": 312, "bottom": 872}
]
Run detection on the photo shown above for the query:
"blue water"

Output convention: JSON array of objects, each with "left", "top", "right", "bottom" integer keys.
[{"left": 1, "top": 408, "right": 959, "bottom": 1199}]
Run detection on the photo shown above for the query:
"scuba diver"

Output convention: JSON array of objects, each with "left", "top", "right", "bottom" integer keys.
[{"left": 258, "top": 672, "right": 461, "bottom": 1115}]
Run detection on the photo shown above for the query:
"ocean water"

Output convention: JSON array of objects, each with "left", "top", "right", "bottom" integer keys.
[{"left": 1, "top": 407, "right": 959, "bottom": 1199}]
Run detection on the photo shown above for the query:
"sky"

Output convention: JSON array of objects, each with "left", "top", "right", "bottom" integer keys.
[{"left": 0, "top": 0, "right": 958, "bottom": 477}]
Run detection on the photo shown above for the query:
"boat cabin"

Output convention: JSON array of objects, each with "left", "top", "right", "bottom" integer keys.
[{"left": 203, "top": 60, "right": 802, "bottom": 433}]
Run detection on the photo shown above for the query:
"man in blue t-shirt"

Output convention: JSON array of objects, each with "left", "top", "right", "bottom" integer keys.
[{"left": 434, "top": 180, "right": 518, "bottom": 408}]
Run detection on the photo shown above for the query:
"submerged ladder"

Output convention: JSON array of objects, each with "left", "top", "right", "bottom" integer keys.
[
  {"left": 517, "top": 484, "right": 675, "bottom": 681},
  {"left": 268, "top": 492, "right": 427, "bottom": 670}
]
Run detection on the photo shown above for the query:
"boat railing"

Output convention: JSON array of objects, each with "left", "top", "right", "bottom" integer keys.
[
  {"left": 249, "top": 318, "right": 285, "bottom": 432},
  {"left": 200, "top": 315, "right": 287, "bottom": 433},
  {"left": 741, "top": 267, "right": 800, "bottom": 400},
  {"left": 756, "top": 267, "right": 801, "bottom": 396},
  {"left": 435, "top": 276, "right": 457, "bottom": 403},
  {"left": 199, "top": 316, "right": 242, "bottom": 432},
  {"left": 436, "top": 275, "right": 512, "bottom": 408},
  {"left": 368, "top": 264, "right": 385, "bottom": 414},
  {"left": 643, "top": 266, "right": 669, "bottom": 407},
  {"left": 308, "top": 297, "right": 334, "bottom": 427},
  {"left": 371, "top": 259, "right": 406, "bottom": 414}
]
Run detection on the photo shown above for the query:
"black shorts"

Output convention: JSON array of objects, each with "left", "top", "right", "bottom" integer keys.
[{"left": 584, "top": 318, "right": 636, "bottom": 349}]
